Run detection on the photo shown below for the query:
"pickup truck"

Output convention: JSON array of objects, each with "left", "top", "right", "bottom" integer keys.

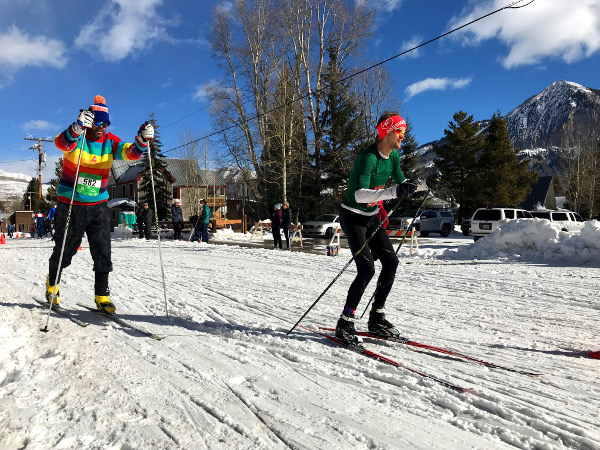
[{"left": 414, "top": 210, "right": 455, "bottom": 237}]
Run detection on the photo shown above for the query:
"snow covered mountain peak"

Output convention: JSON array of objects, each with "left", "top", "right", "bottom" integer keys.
[{"left": 505, "top": 80, "right": 600, "bottom": 149}]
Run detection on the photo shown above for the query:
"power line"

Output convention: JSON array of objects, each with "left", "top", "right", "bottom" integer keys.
[
  {"left": 158, "top": 0, "right": 396, "bottom": 134},
  {"left": 163, "top": 0, "right": 534, "bottom": 155},
  {"left": 0, "top": 158, "right": 37, "bottom": 163}
]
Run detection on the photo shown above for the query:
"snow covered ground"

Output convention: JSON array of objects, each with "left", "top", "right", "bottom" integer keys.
[{"left": 1, "top": 219, "right": 599, "bottom": 449}]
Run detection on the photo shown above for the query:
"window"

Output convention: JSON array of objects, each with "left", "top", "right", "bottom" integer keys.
[
  {"left": 573, "top": 213, "right": 584, "bottom": 222},
  {"left": 129, "top": 184, "right": 134, "bottom": 197},
  {"left": 504, "top": 210, "right": 515, "bottom": 219},
  {"left": 173, "top": 187, "right": 181, "bottom": 199},
  {"left": 111, "top": 186, "right": 116, "bottom": 198},
  {"left": 473, "top": 210, "right": 501, "bottom": 220},
  {"left": 553, "top": 212, "right": 569, "bottom": 221},
  {"left": 516, "top": 210, "right": 532, "bottom": 218},
  {"left": 531, "top": 211, "right": 551, "bottom": 219},
  {"left": 440, "top": 212, "right": 453, "bottom": 217}
]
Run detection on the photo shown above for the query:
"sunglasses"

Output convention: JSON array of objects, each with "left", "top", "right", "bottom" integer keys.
[
  {"left": 94, "top": 121, "right": 110, "bottom": 128},
  {"left": 393, "top": 129, "right": 405, "bottom": 137}
]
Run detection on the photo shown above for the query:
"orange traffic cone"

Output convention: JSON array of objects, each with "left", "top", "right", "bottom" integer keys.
[
  {"left": 15, "top": 231, "right": 19, "bottom": 238},
  {"left": 0, "top": 234, "right": 5, "bottom": 245}
]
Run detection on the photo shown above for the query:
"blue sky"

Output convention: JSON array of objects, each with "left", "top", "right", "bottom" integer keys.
[{"left": 1, "top": 0, "right": 599, "bottom": 183}]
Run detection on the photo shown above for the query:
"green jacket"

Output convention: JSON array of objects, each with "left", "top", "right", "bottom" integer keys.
[
  {"left": 342, "top": 143, "right": 405, "bottom": 213},
  {"left": 200, "top": 204, "right": 211, "bottom": 224}
]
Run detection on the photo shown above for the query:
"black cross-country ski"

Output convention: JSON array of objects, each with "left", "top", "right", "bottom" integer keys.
[
  {"left": 298, "top": 325, "right": 474, "bottom": 393},
  {"left": 77, "top": 303, "right": 165, "bottom": 340},
  {"left": 319, "top": 327, "right": 541, "bottom": 377},
  {"left": 33, "top": 297, "right": 89, "bottom": 327}
]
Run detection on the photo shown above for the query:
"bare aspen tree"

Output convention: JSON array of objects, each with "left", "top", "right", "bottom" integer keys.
[
  {"left": 280, "top": 0, "right": 372, "bottom": 202},
  {"left": 178, "top": 129, "right": 204, "bottom": 217}
]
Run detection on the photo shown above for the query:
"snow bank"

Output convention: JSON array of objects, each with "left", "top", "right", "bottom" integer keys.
[{"left": 443, "top": 219, "right": 600, "bottom": 264}]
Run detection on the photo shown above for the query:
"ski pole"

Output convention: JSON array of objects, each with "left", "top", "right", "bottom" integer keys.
[
  {"left": 359, "top": 189, "right": 431, "bottom": 319},
  {"left": 188, "top": 217, "right": 200, "bottom": 242},
  {"left": 286, "top": 193, "right": 411, "bottom": 336},
  {"left": 145, "top": 122, "right": 169, "bottom": 317},
  {"left": 42, "top": 129, "right": 87, "bottom": 332}
]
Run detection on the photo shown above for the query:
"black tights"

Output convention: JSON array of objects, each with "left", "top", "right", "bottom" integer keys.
[{"left": 339, "top": 207, "right": 399, "bottom": 313}]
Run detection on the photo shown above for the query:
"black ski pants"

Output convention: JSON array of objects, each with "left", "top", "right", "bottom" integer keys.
[
  {"left": 49, "top": 201, "right": 112, "bottom": 295},
  {"left": 339, "top": 207, "right": 399, "bottom": 313},
  {"left": 173, "top": 221, "right": 183, "bottom": 239}
]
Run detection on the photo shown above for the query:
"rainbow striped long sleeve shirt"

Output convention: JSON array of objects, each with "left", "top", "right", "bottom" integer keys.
[{"left": 54, "top": 127, "right": 145, "bottom": 205}]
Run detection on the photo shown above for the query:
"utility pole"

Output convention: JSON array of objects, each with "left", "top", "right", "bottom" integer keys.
[{"left": 24, "top": 136, "right": 53, "bottom": 200}]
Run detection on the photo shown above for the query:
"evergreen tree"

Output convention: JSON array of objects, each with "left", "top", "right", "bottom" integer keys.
[
  {"left": 45, "top": 158, "right": 63, "bottom": 204},
  {"left": 139, "top": 114, "right": 171, "bottom": 220},
  {"left": 477, "top": 112, "right": 537, "bottom": 207},
  {"left": 321, "top": 47, "right": 366, "bottom": 212},
  {"left": 399, "top": 120, "right": 422, "bottom": 181},
  {"left": 434, "top": 111, "right": 485, "bottom": 222},
  {"left": 22, "top": 178, "right": 52, "bottom": 212}
]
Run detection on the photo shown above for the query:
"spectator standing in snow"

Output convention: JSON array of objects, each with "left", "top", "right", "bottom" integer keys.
[
  {"left": 335, "top": 112, "right": 418, "bottom": 346},
  {"left": 45, "top": 94, "right": 153, "bottom": 314},
  {"left": 281, "top": 201, "right": 292, "bottom": 250},
  {"left": 35, "top": 211, "right": 44, "bottom": 238},
  {"left": 199, "top": 199, "right": 211, "bottom": 243},
  {"left": 140, "top": 203, "right": 153, "bottom": 240},
  {"left": 271, "top": 203, "right": 283, "bottom": 250},
  {"left": 48, "top": 205, "right": 56, "bottom": 239},
  {"left": 7, "top": 222, "right": 13, "bottom": 238},
  {"left": 171, "top": 199, "right": 183, "bottom": 240}
]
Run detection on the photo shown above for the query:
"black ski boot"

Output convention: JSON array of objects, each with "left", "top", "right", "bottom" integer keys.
[
  {"left": 368, "top": 309, "right": 400, "bottom": 337},
  {"left": 335, "top": 313, "right": 363, "bottom": 347}
]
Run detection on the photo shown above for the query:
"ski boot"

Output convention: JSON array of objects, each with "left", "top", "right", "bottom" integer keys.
[
  {"left": 368, "top": 309, "right": 401, "bottom": 338},
  {"left": 335, "top": 313, "right": 363, "bottom": 347},
  {"left": 45, "top": 275, "right": 60, "bottom": 304},
  {"left": 95, "top": 295, "right": 116, "bottom": 314}
]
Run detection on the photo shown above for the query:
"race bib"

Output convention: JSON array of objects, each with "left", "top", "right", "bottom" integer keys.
[{"left": 76, "top": 173, "right": 101, "bottom": 196}]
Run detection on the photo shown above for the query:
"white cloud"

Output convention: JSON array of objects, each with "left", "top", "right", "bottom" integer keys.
[
  {"left": 0, "top": 25, "right": 67, "bottom": 86},
  {"left": 193, "top": 80, "right": 234, "bottom": 102},
  {"left": 448, "top": 0, "right": 600, "bottom": 68},
  {"left": 398, "top": 36, "right": 424, "bottom": 59},
  {"left": 76, "top": 0, "right": 175, "bottom": 62},
  {"left": 21, "top": 120, "right": 60, "bottom": 133},
  {"left": 405, "top": 77, "right": 472, "bottom": 100}
]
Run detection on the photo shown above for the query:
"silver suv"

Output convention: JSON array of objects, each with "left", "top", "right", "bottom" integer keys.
[{"left": 470, "top": 208, "right": 533, "bottom": 241}]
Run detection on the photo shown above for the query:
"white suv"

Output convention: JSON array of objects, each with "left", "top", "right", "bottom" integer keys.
[
  {"left": 529, "top": 210, "right": 585, "bottom": 232},
  {"left": 470, "top": 208, "right": 533, "bottom": 241}
]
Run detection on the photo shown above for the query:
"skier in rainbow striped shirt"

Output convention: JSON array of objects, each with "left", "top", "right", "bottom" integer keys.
[{"left": 45, "top": 95, "right": 154, "bottom": 313}]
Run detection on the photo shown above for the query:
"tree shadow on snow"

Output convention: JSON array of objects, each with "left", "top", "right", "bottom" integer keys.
[{"left": 489, "top": 344, "right": 591, "bottom": 358}]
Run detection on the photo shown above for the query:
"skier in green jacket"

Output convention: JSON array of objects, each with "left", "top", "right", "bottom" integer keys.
[{"left": 336, "top": 112, "right": 418, "bottom": 345}]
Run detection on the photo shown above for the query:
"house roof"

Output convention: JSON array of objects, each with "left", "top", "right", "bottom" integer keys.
[
  {"left": 521, "top": 176, "right": 553, "bottom": 210},
  {"left": 110, "top": 158, "right": 227, "bottom": 186}
]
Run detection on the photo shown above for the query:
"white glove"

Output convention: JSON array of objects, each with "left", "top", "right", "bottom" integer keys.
[
  {"left": 72, "top": 110, "right": 94, "bottom": 136},
  {"left": 136, "top": 123, "right": 155, "bottom": 146}
]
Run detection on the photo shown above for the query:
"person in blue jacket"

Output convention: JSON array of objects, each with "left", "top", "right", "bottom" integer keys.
[
  {"left": 48, "top": 205, "right": 56, "bottom": 239},
  {"left": 35, "top": 211, "right": 44, "bottom": 238},
  {"left": 199, "top": 199, "right": 211, "bottom": 243}
]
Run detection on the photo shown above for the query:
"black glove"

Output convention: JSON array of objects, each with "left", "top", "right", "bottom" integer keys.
[
  {"left": 395, "top": 181, "right": 418, "bottom": 198},
  {"left": 426, "top": 172, "right": 441, "bottom": 190}
]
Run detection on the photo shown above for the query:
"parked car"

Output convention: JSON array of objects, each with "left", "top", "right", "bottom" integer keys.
[
  {"left": 387, "top": 209, "right": 454, "bottom": 237},
  {"left": 529, "top": 210, "right": 585, "bottom": 232},
  {"left": 387, "top": 210, "right": 418, "bottom": 231},
  {"left": 415, "top": 210, "right": 455, "bottom": 237},
  {"left": 461, "top": 219, "right": 471, "bottom": 236},
  {"left": 470, "top": 207, "right": 533, "bottom": 241},
  {"left": 302, "top": 214, "right": 341, "bottom": 239}
]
